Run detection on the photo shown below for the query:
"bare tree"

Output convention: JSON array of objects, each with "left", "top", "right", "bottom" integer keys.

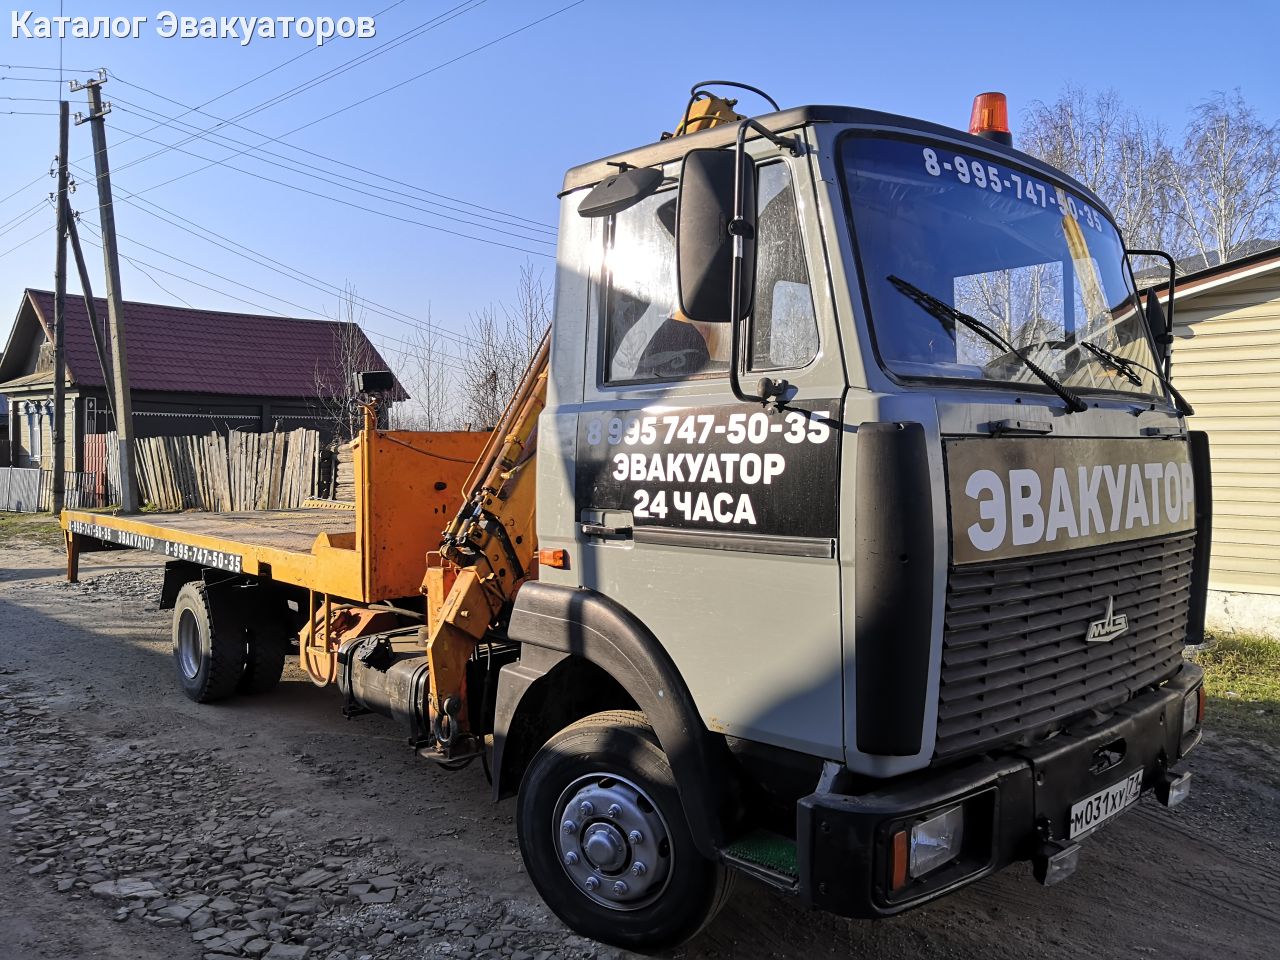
[
  {"left": 1022, "top": 87, "right": 1183, "bottom": 252},
  {"left": 1171, "top": 90, "right": 1280, "bottom": 266},
  {"left": 388, "top": 308, "right": 458, "bottom": 432},
  {"left": 314, "top": 282, "right": 383, "bottom": 442},
  {"left": 1022, "top": 86, "right": 1280, "bottom": 269},
  {"left": 461, "top": 263, "right": 550, "bottom": 429}
]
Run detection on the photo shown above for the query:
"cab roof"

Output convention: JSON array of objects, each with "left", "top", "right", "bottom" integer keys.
[{"left": 560, "top": 104, "right": 1108, "bottom": 216}]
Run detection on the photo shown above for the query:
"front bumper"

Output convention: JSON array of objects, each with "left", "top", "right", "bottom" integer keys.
[{"left": 797, "top": 663, "right": 1203, "bottom": 918}]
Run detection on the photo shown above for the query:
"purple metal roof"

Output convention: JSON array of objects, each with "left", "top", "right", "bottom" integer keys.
[{"left": 22, "top": 289, "right": 404, "bottom": 400}]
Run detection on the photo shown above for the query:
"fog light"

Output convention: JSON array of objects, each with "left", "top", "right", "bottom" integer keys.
[
  {"left": 1181, "top": 689, "right": 1201, "bottom": 736},
  {"left": 909, "top": 805, "right": 964, "bottom": 878},
  {"left": 1157, "top": 771, "right": 1192, "bottom": 808}
]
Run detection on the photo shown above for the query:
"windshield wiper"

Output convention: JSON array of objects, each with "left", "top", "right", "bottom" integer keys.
[
  {"left": 1078, "top": 341, "right": 1144, "bottom": 387},
  {"left": 887, "top": 275, "right": 1088, "bottom": 413},
  {"left": 1080, "top": 341, "right": 1194, "bottom": 416}
]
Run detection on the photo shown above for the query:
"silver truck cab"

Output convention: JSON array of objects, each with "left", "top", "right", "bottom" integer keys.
[{"left": 496, "top": 104, "right": 1210, "bottom": 947}]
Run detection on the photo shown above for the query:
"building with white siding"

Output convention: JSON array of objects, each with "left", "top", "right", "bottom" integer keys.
[{"left": 1166, "top": 245, "right": 1280, "bottom": 637}]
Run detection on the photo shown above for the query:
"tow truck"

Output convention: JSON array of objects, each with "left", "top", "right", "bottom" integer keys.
[{"left": 61, "top": 85, "right": 1213, "bottom": 951}]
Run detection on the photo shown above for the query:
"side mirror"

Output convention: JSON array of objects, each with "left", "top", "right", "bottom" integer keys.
[
  {"left": 675, "top": 148, "right": 756, "bottom": 323},
  {"left": 1144, "top": 288, "right": 1170, "bottom": 347},
  {"left": 1127, "top": 247, "right": 1176, "bottom": 378}
]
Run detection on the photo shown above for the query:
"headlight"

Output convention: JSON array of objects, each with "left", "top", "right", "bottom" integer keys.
[
  {"left": 1181, "top": 687, "right": 1203, "bottom": 737},
  {"left": 909, "top": 805, "right": 965, "bottom": 879}
]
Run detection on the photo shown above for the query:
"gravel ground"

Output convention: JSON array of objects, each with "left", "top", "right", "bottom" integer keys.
[{"left": 2, "top": 533, "right": 1279, "bottom": 960}]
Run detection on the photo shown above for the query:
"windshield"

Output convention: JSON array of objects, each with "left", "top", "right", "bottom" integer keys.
[{"left": 841, "top": 134, "right": 1163, "bottom": 400}]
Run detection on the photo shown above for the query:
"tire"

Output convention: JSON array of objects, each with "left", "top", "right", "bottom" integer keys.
[
  {"left": 238, "top": 624, "right": 289, "bottom": 695},
  {"left": 517, "top": 710, "right": 736, "bottom": 952},
  {"left": 171, "top": 582, "right": 246, "bottom": 703}
]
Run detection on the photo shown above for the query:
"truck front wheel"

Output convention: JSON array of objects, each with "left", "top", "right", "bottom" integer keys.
[
  {"left": 516, "top": 710, "right": 735, "bottom": 951},
  {"left": 172, "top": 582, "right": 246, "bottom": 703}
]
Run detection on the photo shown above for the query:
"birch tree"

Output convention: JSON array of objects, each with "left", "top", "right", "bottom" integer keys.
[{"left": 1172, "top": 90, "right": 1280, "bottom": 265}]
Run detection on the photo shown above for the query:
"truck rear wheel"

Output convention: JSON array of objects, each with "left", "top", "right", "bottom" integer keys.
[
  {"left": 516, "top": 710, "right": 735, "bottom": 951},
  {"left": 238, "top": 626, "right": 288, "bottom": 694},
  {"left": 172, "top": 582, "right": 245, "bottom": 703}
]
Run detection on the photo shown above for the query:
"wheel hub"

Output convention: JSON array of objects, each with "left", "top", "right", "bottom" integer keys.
[
  {"left": 581, "top": 822, "right": 628, "bottom": 872},
  {"left": 553, "top": 774, "right": 672, "bottom": 911},
  {"left": 177, "top": 609, "right": 201, "bottom": 679}
]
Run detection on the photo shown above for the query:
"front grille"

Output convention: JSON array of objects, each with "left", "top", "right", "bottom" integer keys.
[{"left": 935, "top": 532, "right": 1195, "bottom": 760}]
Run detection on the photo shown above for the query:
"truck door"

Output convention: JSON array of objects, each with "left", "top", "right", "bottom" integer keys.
[{"left": 570, "top": 153, "right": 848, "bottom": 759}]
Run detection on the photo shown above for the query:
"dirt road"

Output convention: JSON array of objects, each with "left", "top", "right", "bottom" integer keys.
[{"left": 2, "top": 533, "right": 1278, "bottom": 960}]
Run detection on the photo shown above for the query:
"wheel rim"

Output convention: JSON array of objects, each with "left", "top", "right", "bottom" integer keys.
[
  {"left": 552, "top": 773, "right": 673, "bottom": 911},
  {"left": 177, "top": 609, "right": 202, "bottom": 679}
]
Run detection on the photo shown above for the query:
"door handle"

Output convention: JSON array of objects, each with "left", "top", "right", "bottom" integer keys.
[{"left": 580, "top": 522, "right": 633, "bottom": 539}]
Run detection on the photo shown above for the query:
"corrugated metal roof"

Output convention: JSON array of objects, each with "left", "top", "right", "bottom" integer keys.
[{"left": 11, "top": 290, "right": 405, "bottom": 400}]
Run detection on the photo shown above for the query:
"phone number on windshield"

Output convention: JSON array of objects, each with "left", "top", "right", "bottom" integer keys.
[{"left": 920, "top": 147, "right": 1105, "bottom": 231}]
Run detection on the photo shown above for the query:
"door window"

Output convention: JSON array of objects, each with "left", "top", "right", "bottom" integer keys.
[
  {"left": 751, "top": 163, "right": 819, "bottom": 370},
  {"left": 603, "top": 189, "right": 730, "bottom": 384},
  {"left": 601, "top": 161, "right": 818, "bottom": 385}
]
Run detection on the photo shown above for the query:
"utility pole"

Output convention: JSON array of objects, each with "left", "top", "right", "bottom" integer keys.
[
  {"left": 73, "top": 71, "right": 138, "bottom": 512},
  {"left": 64, "top": 205, "right": 116, "bottom": 410},
  {"left": 51, "top": 100, "right": 69, "bottom": 514}
]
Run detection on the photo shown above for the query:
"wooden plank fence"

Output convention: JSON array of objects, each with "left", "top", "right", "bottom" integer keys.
[
  {"left": 132, "top": 428, "right": 319, "bottom": 512},
  {"left": 0, "top": 431, "right": 321, "bottom": 514}
]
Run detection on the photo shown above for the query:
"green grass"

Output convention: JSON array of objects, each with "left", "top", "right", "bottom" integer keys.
[
  {"left": 0, "top": 511, "right": 64, "bottom": 548},
  {"left": 1186, "top": 632, "right": 1280, "bottom": 743}
]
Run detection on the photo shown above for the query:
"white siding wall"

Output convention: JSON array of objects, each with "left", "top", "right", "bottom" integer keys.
[{"left": 1173, "top": 273, "right": 1280, "bottom": 597}]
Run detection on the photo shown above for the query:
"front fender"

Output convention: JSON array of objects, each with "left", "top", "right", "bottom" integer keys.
[{"left": 495, "top": 582, "right": 741, "bottom": 856}]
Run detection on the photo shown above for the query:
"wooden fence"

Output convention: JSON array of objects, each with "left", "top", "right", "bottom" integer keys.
[
  {"left": 0, "top": 431, "right": 322, "bottom": 514},
  {"left": 134, "top": 428, "right": 320, "bottom": 512}
]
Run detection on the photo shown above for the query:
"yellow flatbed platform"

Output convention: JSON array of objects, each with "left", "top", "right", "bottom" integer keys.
[{"left": 62, "top": 428, "right": 490, "bottom": 604}]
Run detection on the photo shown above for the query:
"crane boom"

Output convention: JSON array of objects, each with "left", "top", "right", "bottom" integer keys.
[{"left": 420, "top": 333, "right": 549, "bottom": 756}]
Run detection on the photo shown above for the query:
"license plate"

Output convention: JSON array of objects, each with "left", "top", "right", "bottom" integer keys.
[{"left": 1068, "top": 770, "right": 1144, "bottom": 839}]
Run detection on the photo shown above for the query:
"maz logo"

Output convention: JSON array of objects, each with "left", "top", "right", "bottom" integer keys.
[{"left": 1085, "top": 597, "right": 1129, "bottom": 643}]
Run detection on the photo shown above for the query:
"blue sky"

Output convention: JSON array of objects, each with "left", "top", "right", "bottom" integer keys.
[{"left": 2, "top": 0, "right": 1277, "bottom": 376}]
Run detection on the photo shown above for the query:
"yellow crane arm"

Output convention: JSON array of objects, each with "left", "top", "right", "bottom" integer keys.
[{"left": 420, "top": 332, "right": 549, "bottom": 756}]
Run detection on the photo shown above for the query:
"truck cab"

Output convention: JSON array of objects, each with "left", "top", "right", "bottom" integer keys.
[{"left": 497, "top": 99, "right": 1211, "bottom": 946}]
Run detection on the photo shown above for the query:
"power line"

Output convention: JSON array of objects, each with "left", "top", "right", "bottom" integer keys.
[
  {"left": 43, "top": 4, "right": 562, "bottom": 236},
  {"left": 0, "top": 62, "right": 97, "bottom": 73},
  {"left": 132, "top": 0, "right": 488, "bottom": 141},
  {"left": 0, "top": 172, "right": 49, "bottom": 209},
  {"left": 107, "top": 88, "right": 556, "bottom": 234},
  {"left": 0, "top": 199, "right": 49, "bottom": 237},
  {"left": 0, "top": 74, "right": 78, "bottom": 83},
  {"left": 96, "top": 1, "right": 486, "bottom": 179},
  {"left": 68, "top": 166, "right": 486, "bottom": 352},
  {"left": 107, "top": 98, "right": 554, "bottom": 243},
  {"left": 0, "top": 223, "right": 47, "bottom": 260},
  {"left": 116, "top": 2, "right": 587, "bottom": 202},
  {"left": 98, "top": 119, "right": 555, "bottom": 257},
  {"left": 101, "top": 0, "right": 415, "bottom": 152}
]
